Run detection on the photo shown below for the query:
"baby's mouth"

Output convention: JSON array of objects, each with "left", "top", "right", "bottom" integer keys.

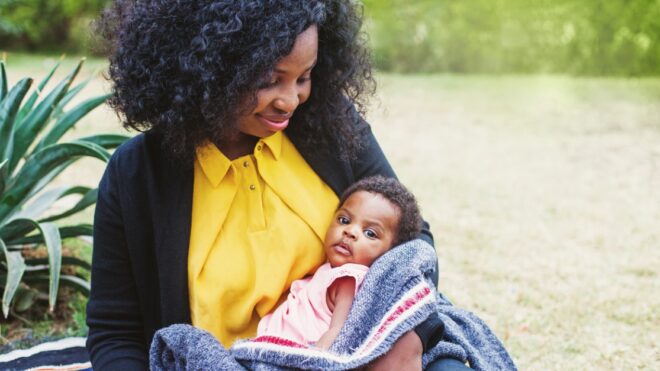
[{"left": 333, "top": 242, "right": 352, "bottom": 256}]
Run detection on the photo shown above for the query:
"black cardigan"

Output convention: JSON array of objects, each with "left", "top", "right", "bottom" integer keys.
[{"left": 86, "top": 125, "right": 437, "bottom": 370}]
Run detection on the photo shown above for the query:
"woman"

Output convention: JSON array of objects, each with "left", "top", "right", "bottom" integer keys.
[{"left": 87, "top": 1, "right": 470, "bottom": 370}]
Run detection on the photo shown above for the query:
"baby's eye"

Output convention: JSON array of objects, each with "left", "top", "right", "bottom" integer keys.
[
  {"left": 364, "top": 229, "right": 378, "bottom": 239},
  {"left": 338, "top": 216, "right": 350, "bottom": 225}
]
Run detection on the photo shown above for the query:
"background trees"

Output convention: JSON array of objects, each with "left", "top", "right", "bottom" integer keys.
[
  {"left": 0, "top": 0, "right": 107, "bottom": 52},
  {"left": 1, "top": 0, "right": 659, "bottom": 75},
  {"left": 362, "top": 0, "right": 660, "bottom": 75}
]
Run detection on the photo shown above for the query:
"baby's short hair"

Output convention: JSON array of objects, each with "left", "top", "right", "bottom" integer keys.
[{"left": 339, "top": 176, "right": 423, "bottom": 245}]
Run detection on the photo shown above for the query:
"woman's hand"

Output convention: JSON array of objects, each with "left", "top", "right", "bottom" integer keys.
[{"left": 368, "top": 331, "right": 423, "bottom": 370}]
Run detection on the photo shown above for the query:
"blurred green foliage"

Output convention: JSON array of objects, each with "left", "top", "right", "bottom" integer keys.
[
  {"left": 0, "top": 0, "right": 107, "bottom": 52},
  {"left": 1, "top": 0, "right": 659, "bottom": 75},
  {"left": 364, "top": 0, "right": 660, "bottom": 75}
]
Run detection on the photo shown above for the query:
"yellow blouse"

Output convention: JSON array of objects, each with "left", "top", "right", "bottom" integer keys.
[{"left": 188, "top": 132, "right": 339, "bottom": 346}]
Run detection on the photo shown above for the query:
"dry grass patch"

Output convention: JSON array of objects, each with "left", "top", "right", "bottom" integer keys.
[{"left": 370, "top": 74, "right": 660, "bottom": 370}]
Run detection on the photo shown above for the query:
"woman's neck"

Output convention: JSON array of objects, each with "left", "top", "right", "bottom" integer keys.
[{"left": 215, "top": 133, "right": 259, "bottom": 160}]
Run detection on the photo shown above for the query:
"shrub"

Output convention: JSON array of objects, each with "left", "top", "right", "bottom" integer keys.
[{"left": 0, "top": 58, "right": 128, "bottom": 318}]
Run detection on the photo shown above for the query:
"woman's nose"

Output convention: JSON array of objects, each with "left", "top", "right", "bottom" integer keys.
[{"left": 273, "top": 85, "right": 300, "bottom": 113}]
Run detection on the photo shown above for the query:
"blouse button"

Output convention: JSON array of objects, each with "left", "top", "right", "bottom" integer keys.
[
  {"left": 256, "top": 144, "right": 263, "bottom": 151},
  {"left": 249, "top": 184, "right": 256, "bottom": 190},
  {"left": 243, "top": 161, "right": 249, "bottom": 168}
]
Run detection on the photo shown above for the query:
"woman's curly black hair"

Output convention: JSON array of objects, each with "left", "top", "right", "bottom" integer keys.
[
  {"left": 339, "top": 176, "right": 423, "bottom": 246},
  {"left": 96, "top": 0, "right": 375, "bottom": 163}
]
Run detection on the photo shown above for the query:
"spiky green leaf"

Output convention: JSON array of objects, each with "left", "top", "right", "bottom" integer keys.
[
  {"left": 59, "top": 275, "right": 90, "bottom": 296},
  {"left": 35, "top": 94, "right": 110, "bottom": 152},
  {"left": 24, "top": 256, "right": 91, "bottom": 271},
  {"left": 77, "top": 134, "right": 131, "bottom": 150},
  {"left": 6, "top": 224, "right": 92, "bottom": 245},
  {"left": 22, "top": 274, "right": 90, "bottom": 297},
  {"left": 0, "top": 218, "right": 37, "bottom": 243},
  {"left": 0, "top": 237, "right": 26, "bottom": 318},
  {"left": 0, "top": 78, "right": 33, "bottom": 166},
  {"left": 13, "top": 185, "right": 76, "bottom": 221},
  {"left": 12, "top": 186, "right": 91, "bottom": 222},
  {"left": 10, "top": 60, "right": 83, "bottom": 172},
  {"left": 14, "top": 60, "right": 61, "bottom": 126},
  {"left": 0, "top": 60, "right": 7, "bottom": 101},
  {"left": 0, "top": 160, "right": 7, "bottom": 198},
  {"left": 0, "top": 142, "right": 109, "bottom": 223},
  {"left": 39, "top": 188, "right": 97, "bottom": 223},
  {"left": 22, "top": 160, "right": 74, "bottom": 206},
  {"left": 3, "top": 219, "right": 62, "bottom": 311},
  {"left": 52, "top": 77, "right": 93, "bottom": 119}
]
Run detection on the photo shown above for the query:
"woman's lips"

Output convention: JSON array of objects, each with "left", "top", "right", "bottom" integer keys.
[{"left": 256, "top": 114, "right": 290, "bottom": 132}]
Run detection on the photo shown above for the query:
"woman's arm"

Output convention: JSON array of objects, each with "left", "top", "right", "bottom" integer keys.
[
  {"left": 368, "top": 331, "right": 423, "bottom": 370},
  {"left": 315, "top": 277, "right": 357, "bottom": 350},
  {"left": 86, "top": 152, "right": 149, "bottom": 370}
]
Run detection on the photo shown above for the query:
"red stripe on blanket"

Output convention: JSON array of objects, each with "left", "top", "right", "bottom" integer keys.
[
  {"left": 251, "top": 336, "right": 308, "bottom": 349},
  {"left": 238, "top": 285, "right": 432, "bottom": 358},
  {"left": 361, "top": 286, "right": 432, "bottom": 352}
]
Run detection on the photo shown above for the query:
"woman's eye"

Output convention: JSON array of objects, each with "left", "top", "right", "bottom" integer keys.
[
  {"left": 297, "top": 76, "right": 311, "bottom": 84},
  {"left": 259, "top": 76, "right": 278, "bottom": 89},
  {"left": 364, "top": 229, "right": 377, "bottom": 239},
  {"left": 338, "top": 216, "right": 350, "bottom": 225}
]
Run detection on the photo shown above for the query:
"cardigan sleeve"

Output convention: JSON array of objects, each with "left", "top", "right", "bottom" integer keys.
[{"left": 86, "top": 150, "right": 149, "bottom": 370}]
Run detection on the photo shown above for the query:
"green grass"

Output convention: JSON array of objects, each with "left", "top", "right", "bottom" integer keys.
[
  {"left": 2, "top": 54, "right": 659, "bottom": 369},
  {"left": 0, "top": 289, "right": 88, "bottom": 349}
]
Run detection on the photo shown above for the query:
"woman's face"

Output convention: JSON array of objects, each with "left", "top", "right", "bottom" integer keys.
[{"left": 235, "top": 25, "right": 318, "bottom": 138}]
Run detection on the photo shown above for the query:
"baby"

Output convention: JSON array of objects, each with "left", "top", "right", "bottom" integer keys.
[{"left": 257, "top": 175, "right": 423, "bottom": 349}]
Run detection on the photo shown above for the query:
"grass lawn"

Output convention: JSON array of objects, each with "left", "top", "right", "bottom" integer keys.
[
  {"left": 2, "top": 53, "right": 659, "bottom": 369},
  {"left": 372, "top": 74, "right": 660, "bottom": 370}
]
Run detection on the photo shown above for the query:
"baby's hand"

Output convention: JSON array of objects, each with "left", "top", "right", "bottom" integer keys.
[{"left": 314, "top": 332, "right": 335, "bottom": 350}]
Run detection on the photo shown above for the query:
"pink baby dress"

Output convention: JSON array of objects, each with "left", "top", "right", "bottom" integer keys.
[{"left": 257, "top": 262, "right": 369, "bottom": 345}]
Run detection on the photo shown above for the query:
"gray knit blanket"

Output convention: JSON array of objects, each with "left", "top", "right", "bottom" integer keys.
[{"left": 150, "top": 239, "right": 516, "bottom": 370}]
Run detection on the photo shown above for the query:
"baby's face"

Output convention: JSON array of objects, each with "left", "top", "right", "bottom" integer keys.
[{"left": 324, "top": 190, "right": 400, "bottom": 267}]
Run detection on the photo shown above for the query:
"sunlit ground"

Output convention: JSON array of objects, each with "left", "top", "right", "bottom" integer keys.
[
  {"left": 372, "top": 74, "right": 660, "bottom": 370},
  {"left": 4, "top": 54, "right": 659, "bottom": 369}
]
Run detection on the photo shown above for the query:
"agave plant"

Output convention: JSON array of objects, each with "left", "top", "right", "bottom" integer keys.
[{"left": 0, "top": 58, "right": 129, "bottom": 318}]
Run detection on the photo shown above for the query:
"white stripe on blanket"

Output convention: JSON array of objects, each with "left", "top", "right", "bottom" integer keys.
[
  {"left": 232, "top": 281, "right": 434, "bottom": 365},
  {"left": 28, "top": 361, "right": 91, "bottom": 371},
  {"left": 0, "top": 337, "right": 87, "bottom": 362}
]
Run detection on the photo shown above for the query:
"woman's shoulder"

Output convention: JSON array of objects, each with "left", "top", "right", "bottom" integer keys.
[
  {"left": 104, "top": 132, "right": 171, "bottom": 185},
  {"left": 109, "top": 131, "right": 171, "bottom": 170},
  {"left": 111, "top": 132, "right": 157, "bottom": 160}
]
